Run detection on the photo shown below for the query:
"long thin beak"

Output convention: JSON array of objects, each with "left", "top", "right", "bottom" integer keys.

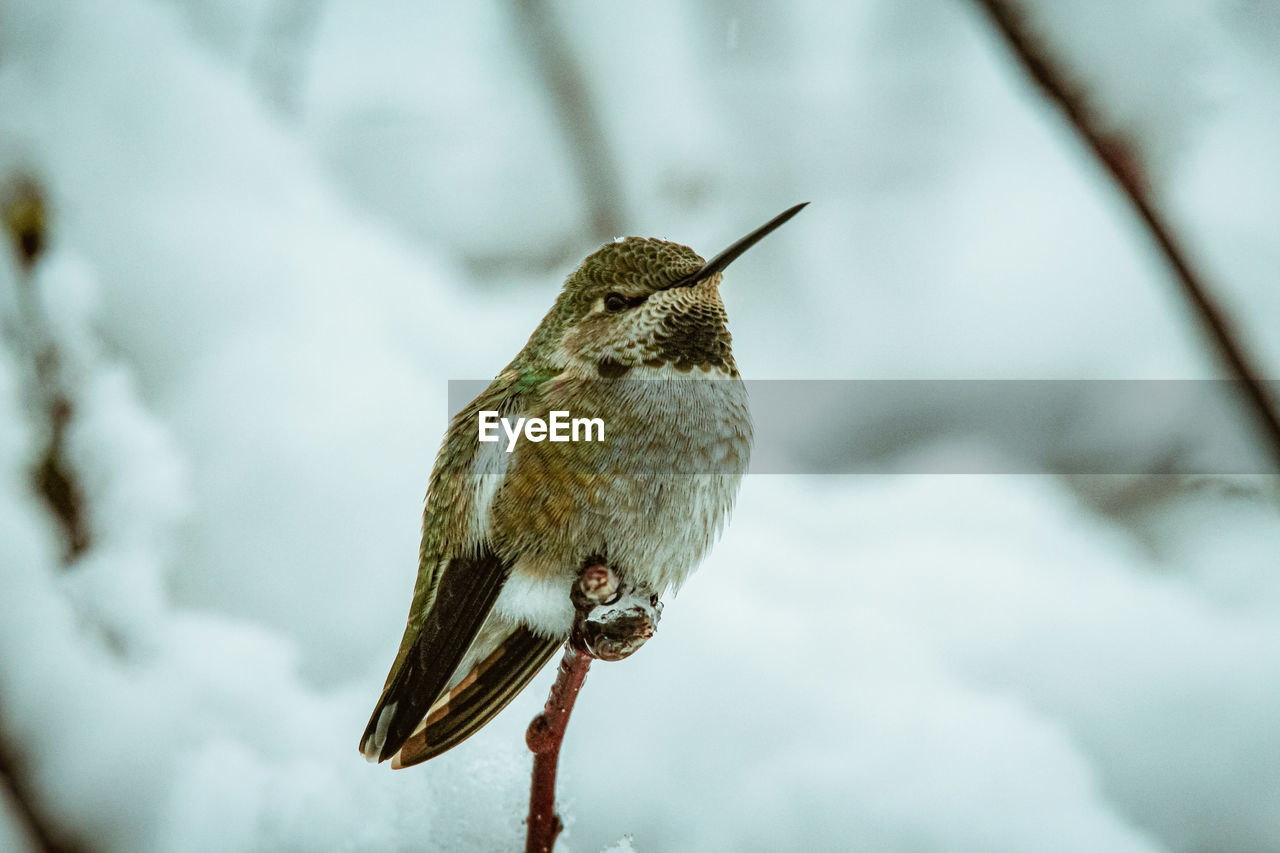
[{"left": 670, "top": 202, "right": 808, "bottom": 288}]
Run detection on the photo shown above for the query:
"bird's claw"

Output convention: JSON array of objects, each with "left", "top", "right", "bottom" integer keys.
[{"left": 571, "top": 563, "right": 662, "bottom": 661}]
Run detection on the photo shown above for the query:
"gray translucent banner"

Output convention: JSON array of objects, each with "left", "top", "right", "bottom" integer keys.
[{"left": 447, "top": 379, "right": 1280, "bottom": 475}]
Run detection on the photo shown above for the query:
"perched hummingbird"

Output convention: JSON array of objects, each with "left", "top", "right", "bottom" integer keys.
[{"left": 360, "top": 203, "right": 807, "bottom": 767}]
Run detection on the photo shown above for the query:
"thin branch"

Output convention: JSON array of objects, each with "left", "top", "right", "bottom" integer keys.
[
  {"left": 972, "top": 0, "right": 1280, "bottom": 473},
  {"left": 524, "top": 564, "right": 662, "bottom": 853},
  {"left": 524, "top": 646, "right": 591, "bottom": 853}
]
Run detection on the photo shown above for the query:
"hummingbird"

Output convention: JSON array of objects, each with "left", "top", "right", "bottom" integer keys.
[{"left": 359, "top": 203, "right": 807, "bottom": 767}]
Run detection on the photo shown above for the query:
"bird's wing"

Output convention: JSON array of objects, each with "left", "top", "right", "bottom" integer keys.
[
  {"left": 359, "top": 546, "right": 511, "bottom": 762},
  {"left": 359, "top": 370, "right": 547, "bottom": 764},
  {"left": 391, "top": 626, "right": 563, "bottom": 768}
]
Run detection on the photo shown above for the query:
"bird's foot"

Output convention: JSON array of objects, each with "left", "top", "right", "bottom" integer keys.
[{"left": 571, "top": 563, "right": 662, "bottom": 661}]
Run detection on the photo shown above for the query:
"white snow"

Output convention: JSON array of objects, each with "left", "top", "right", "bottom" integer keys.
[{"left": 1, "top": 0, "right": 1279, "bottom": 851}]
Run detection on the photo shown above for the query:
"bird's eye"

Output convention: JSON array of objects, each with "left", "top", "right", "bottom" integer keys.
[{"left": 604, "top": 293, "right": 629, "bottom": 312}]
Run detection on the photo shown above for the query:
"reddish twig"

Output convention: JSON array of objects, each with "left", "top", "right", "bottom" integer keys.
[
  {"left": 524, "top": 645, "right": 592, "bottom": 853},
  {"left": 973, "top": 0, "right": 1280, "bottom": 472},
  {"left": 523, "top": 563, "right": 662, "bottom": 852}
]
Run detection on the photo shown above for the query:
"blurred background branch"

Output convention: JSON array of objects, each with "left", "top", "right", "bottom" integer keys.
[
  {"left": 512, "top": 0, "right": 626, "bottom": 243},
  {"left": 0, "top": 725, "right": 85, "bottom": 853},
  {"left": 973, "top": 0, "right": 1280, "bottom": 474},
  {"left": 1, "top": 173, "right": 87, "bottom": 853},
  {"left": 3, "top": 175, "right": 90, "bottom": 563},
  {"left": 250, "top": 0, "right": 326, "bottom": 117}
]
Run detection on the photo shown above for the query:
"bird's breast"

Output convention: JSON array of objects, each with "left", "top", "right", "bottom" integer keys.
[{"left": 488, "top": 373, "right": 751, "bottom": 593}]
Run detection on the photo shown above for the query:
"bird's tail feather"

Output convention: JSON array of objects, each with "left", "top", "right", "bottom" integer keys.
[
  {"left": 392, "top": 626, "right": 563, "bottom": 768},
  {"left": 359, "top": 549, "right": 510, "bottom": 762}
]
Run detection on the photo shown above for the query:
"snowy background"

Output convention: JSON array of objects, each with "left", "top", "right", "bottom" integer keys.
[{"left": 2, "top": 0, "right": 1280, "bottom": 851}]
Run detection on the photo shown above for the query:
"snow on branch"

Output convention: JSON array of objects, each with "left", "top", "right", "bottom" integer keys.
[
  {"left": 2, "top": 175, "right": 90, "bottom": 562},
  {"left": 1, "top": 173, "right": 89, "bottom": 853}
]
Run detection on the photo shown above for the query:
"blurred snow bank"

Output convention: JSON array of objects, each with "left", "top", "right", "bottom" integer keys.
[
  {"left": 567, "top": 476, "right": 1280, "bottom": 852},
  {"left": 1, "top": 0, "right": 1279, "bottom": 851}
]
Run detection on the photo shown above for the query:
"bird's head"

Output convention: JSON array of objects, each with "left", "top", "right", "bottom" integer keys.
[{"left": 519, "top": 203, "right": 807, "bottom": 380}]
